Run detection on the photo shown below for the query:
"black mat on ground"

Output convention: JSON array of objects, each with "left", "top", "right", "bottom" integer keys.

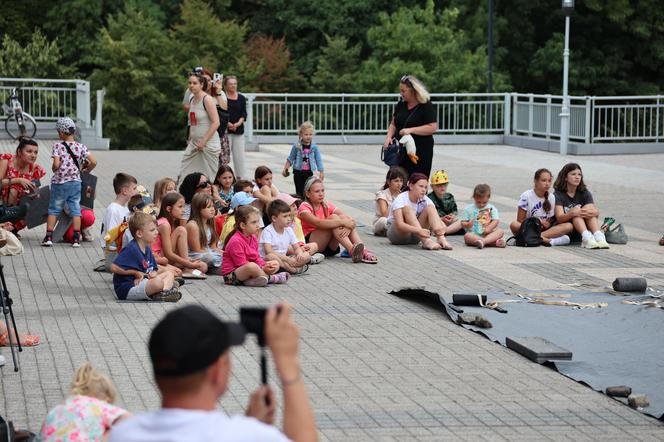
[{"left": 391, "top": 288, "right": 664, "bottom": 420}]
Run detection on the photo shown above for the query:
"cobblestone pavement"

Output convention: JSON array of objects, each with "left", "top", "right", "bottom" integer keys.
[{"left": 1, "top": 140, "right": 663, "bottom": 440}]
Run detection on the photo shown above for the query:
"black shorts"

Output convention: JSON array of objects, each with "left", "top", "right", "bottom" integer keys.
[{"left": 305, "top": 233, "right": 340, "bottom": 257}]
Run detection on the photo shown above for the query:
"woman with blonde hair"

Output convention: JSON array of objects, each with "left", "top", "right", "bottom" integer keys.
[
  {"left": 382, "top": 75, "right": 438, "bottom": 177},
  {"left": 38, "top": 362, "right": 129, "bottom": 441}
]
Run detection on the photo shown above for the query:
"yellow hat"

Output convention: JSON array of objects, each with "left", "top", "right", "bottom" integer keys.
[{"left": 431, "top": 170, "right": 449, "bottom": 185}]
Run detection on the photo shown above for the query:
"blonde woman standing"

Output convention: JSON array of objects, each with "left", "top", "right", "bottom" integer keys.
[
  {"left": 382, "top": 75, "right": 438, "bottom": 178},
  {"left": 179, "top": 72, "right": 221, "bottom": 183}
]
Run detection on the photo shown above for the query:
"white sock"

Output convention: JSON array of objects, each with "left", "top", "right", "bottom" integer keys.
[
  {"left": 550, "top": 235, "right": 571, "bottom": 246},
  {"left": 581, "top": 230, "right": 593, "bottom": 241},
  {"left": 593, "top": 231, "right": 606, "bottom": 242}
]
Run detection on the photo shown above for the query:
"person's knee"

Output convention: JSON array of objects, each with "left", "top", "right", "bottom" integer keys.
[{"left": 510, "top": 221, "right": 520, "bottom": 234}]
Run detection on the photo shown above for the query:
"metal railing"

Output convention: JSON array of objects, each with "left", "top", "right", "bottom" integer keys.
[
  {"left": 0, "top": 77, "right": 91, "bottom": 128},
  {"left": 246, "top": 93, "right": 507, "bottom": 138},
  {"left": 245, "top": 92, "right": 664, "bottom": 144}
]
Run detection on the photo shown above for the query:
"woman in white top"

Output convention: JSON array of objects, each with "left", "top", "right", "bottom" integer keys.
[
  {"left": 510, "top": 168, "right": 573, "bottom": 246},
  {"left": 373, "top": 167, "right": 406, "bottom": 236},
  {"left": 178, "top": 72, "right": 221, "bottom": 183},
  {"left": 387, "top": 172, "right": 452, "bottom": 250}
]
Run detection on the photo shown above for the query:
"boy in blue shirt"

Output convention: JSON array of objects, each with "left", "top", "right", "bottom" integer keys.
[{"left": 111, "top": 212, "right": 181, "bottom": 301}]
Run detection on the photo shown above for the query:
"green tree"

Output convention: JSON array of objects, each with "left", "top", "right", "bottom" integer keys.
[
  {"left": 359, "top": 0, "right": 507, "bottom": 93},
  {"left": 0, "top": 31, "right": 72, "bottom": 78},
  {"left": 89, "top": 4, "right": 182, "bottom": 149},
  {"left": 170, "top": 0, "right": 247, "bottom": 75},
  {"left": 311, "top": 35, "right": 361, "bottom": 92}
]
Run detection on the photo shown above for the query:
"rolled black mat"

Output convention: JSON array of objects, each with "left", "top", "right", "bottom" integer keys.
[
  {"left": 452, "top": 294, "right": 487, "bottom": 306},
  {"left": 612, "top": 277, "right": 647, "bottom": 293}
]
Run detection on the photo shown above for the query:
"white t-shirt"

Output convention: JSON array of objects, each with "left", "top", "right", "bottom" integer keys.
[
  {"left": 101, "top": 202, "right": 129, "bottom": 249},
  {"left": 517, "top": 189, "right": 555, "bottom": 220},
  {"left": 387, "top": 191, "right": 433, "bottom": 224},
  {"left": 260, "top": 224, "right": 298, "bottom": 258},
  {"left": 109, "top": 408, "right": 289, "bottom": 442}
]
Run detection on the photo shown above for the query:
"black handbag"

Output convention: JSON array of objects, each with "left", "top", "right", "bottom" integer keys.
[
  {"left": 381, "top": 138, "right": 405, "bottom": 167},
  {"left": 217, "top": 105, "right": 229, "bottom": 135},
  {"left": 61, "top": 141, "right": 97, "bottom": 209}
]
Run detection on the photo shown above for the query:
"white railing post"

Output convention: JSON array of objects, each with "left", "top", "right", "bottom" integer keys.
[
  {"left": 75, "top": 80, "right": 91, "bottom": 128},
  {"left": 545, "top": 95, "right": 552, "bottom": 139},
  {"left": 503, "top": 93, "right": 511, "bottom": 135},
  {"left": 95, "top": 89, "right": 105, "bottom": 138},
  {"left": 656, "top": 95, "right": 661, "bottom": 143},
  {"left": 528, "top": 94, "right": 534, "bottom": 137},
  {"left": 245, "top": 93, "right": 254, "bottom": 141},
  {"left": 584, "top": 96, "right": 591, "bottom": 143}
]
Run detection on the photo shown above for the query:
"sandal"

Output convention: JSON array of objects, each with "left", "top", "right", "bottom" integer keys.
[
  {"left": 495, "top": 239, "right": 506, "bottom": 248},
  {"left": 421, "top": 238, "right": 442, "bottom": 250},
  {"left": 351, "top": 243, "right": 365, "bottom": 263},
  {"left": 361, "top": 249, "right": 378, "bottom": 264},
  {"left": 0, "top": 331, "right": 40, "bottom": 347},
  {"left": 182, "top": 269, "right": 207, "bottom": 279}
]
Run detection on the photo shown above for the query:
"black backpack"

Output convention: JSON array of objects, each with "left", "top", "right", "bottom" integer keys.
[{"left": 510, "top": 217, "right": 542, "bottom": 247}]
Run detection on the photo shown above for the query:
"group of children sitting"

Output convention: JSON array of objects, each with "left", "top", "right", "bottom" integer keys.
[
  {"left": 373, "top": 162, "right": 612, "bottom": 250},
  {"left": 103, "top": 157, "right": 378, "bottom": 299}
]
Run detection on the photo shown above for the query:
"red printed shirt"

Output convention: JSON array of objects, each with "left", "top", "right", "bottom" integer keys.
[{"left": 0, "top": 153, "right": 46, "bottom": 203}]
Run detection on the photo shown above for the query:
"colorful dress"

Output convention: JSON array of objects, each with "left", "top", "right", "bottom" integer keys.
[
  {"left": 0, "top": 153, "right": 47, "bottom": 230},
  {"left": 38, "top": 395, "right": 127, "bottom": 442}
]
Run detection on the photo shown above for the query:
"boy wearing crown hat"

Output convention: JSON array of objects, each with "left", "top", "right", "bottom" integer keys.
[{"left": 427, "top": 170, "right": 463, "bottom": 235}]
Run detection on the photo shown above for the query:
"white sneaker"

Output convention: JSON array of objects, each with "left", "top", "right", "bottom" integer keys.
[
  {"left": 582, "top": 236, "right": 600, "bottom": 249},
  {"left": 595, "top": 239, "right": 610, "bottom": 249},
  {"left": 309, "top": 253, "right": 325, "bottom": 265}
]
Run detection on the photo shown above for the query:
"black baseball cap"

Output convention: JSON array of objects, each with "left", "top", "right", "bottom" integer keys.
[{"left": 149, "top": 305, "right": 246, "bottom": 377}]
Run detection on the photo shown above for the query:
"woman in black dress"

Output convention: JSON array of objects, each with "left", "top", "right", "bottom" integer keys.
[{"left": 382, "top": 75, "right": 438, "bottom": 178}]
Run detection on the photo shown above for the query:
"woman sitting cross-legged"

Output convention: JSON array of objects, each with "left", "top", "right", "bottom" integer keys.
[{"left": 386, "top": 173, "right": 452, "bottom": 250}]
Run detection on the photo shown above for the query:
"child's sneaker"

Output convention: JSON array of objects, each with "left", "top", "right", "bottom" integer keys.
[
  {"left": 582, "top": 236, "right": 600, "bottom": 249},
  {"left": 290, "top": 264, "right": 309, "bottom": 275},
  {"left": 268, "top": 272, "right": 290, "bottom": 284},
  {"left": 72, "top": 231, "right": 81, "bottom": 248},
  {"left": 82, "top": 227, "right": 94, "bottom": 242},
  {"left": 155, "top": 287, "right": 182, "bottom": 302},
  {"left": 309, "top": 253, "right": 325, "bottom": 264},
  {"left": 41, "top": 232, "right": 53, "bottom": 247},
  {"left": 595, "top": 239, "right": 610, "bottom": 249},
  {"left": 243, "top": 276, "right": 269, "bottom": 287}
]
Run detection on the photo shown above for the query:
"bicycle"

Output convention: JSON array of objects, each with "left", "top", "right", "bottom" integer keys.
[{"left": 2, "top": 87, "right": 37, "bottom": 140}]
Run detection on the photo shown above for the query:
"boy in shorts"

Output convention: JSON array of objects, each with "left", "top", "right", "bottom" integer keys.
[
  {"left": 42, "top": 117, "right": 97, "bottom": 247},
  {"left": 111, "top": 212, "right": 181, "bottom": 302}
]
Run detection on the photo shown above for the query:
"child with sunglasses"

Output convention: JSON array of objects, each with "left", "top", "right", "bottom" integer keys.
[{"left": 282, "top": 121, "right": 324, "bottom": 198}]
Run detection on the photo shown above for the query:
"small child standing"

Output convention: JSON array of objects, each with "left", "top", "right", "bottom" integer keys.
[
  {"left": 42, "top": 117, "right": 97, "bottom": 247},
  {"left": 38, "top": 362, "right": 129, "bottom": 441},
  {"left": 461, "top": 184, "right": 505, "bottom": 248},
  {"left": 261, "top": 199, "right": 311, "bottom": 274},
  {"left": 282, "top": 121, "right": 325, "bottom": 198},
  {"left": 186, "top": 193, "right": 223, "bottom": 274},
  {"left": 222, "top": 205, "right": 289, "bottom": 287},
  {"left": 427, "top": 170, "right": 463, "bottom": 235},
  {"left": 111, "top": 212, "right": 180, "bottom": 301}
]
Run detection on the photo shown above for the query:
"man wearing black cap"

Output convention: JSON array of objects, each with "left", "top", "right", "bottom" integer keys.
[{"left": 109, "top": 303, "right": 317, "bottom": 441}]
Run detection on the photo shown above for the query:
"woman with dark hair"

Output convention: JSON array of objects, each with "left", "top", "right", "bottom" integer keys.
[
  {"left": 386, "top": 173, "right": 452, "bottom": 250},
  {"left": 553, "top": 163, "right": 608, "bottom": 249},
  {"left": 178, "top": 172, "right": 212, "bottom": 221},
  {"left": 382, "top": 75, "right": 438, "bottom": 178},
  {"left": 0, "top": 137, "right": 46, "bottom": 232},
  {"left": 224, "top": 75, "right": 247, "bottom": 179},
  {"left": 178, "top": 72, "right": 221, "bottom": 184},
  {"left": 198, "top": 68, "right": 231, "bottom": 168}
]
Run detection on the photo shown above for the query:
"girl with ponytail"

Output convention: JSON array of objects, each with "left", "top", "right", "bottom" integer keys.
[{"left": 510, "top": 168, "right": 573, "bottom": 246}]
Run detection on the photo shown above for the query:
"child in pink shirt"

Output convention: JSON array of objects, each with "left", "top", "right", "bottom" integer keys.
[{"left": 222, "top": 205, "right": 289, "bottom": 287}]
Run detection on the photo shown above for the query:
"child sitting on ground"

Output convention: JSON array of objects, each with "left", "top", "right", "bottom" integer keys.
[
  {"left": 42, "top": 117, "right": 97, "bottom": 248},
  {"left": 427, "top": 170, "right": 463, "bottom": 235},
  {"left": 510, "top": 168, "right": 572, "bottom": 246},
  {"left": 260, "top": 199, "right": 311, "bottom": 274},
  {"left": 276, "top": 192, "right": 324, "bottom": 264},
  {"left": 38, "top": 362, "right": 130, "bottom": 441},
  {"left": 298, "top": 176, "right": 378, "bottom": 263},
  {"left": 111, "top": 212, "right": 180, "bottom": 302},
  {"left": 252, "top": 166, "right": 279, "bottom": 215},
  {"left": 152, "top": 177, "right": 176, "bottom": 212},
  {"left": 186, "top": 193, "right": 223, "bottom": 274},
  {"left": 461, "top": 184, "right": 505, "bottom": 248},
  {"left": 222, "top": 205, "right": 289, "bottom": 287},
  {"left": 100, "top": 173, "right": 138, "bottom": 270},
  {"left": 374, "top": 167, "right": 405, "bottom": 236},
  {"left": 282, "top": 121, "right": 325, "bottom": 198},
  {"left": 212, "top": 165, "right": 235, "bottom": 213},
  {"left": 153, "top": 192, "right": 208, "bottom": 275}
]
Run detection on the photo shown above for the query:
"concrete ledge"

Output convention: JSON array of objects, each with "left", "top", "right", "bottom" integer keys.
[
  {"left": 252, "top": 134, "right": 504, "bottom": 145},
  {"left": 504, "top": 135, "right": 664, "bottom": 155}
]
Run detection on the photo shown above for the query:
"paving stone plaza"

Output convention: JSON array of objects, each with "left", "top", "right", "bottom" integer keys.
[{"left": 1, "top": 141, "right": 664, "bottom": 440}]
